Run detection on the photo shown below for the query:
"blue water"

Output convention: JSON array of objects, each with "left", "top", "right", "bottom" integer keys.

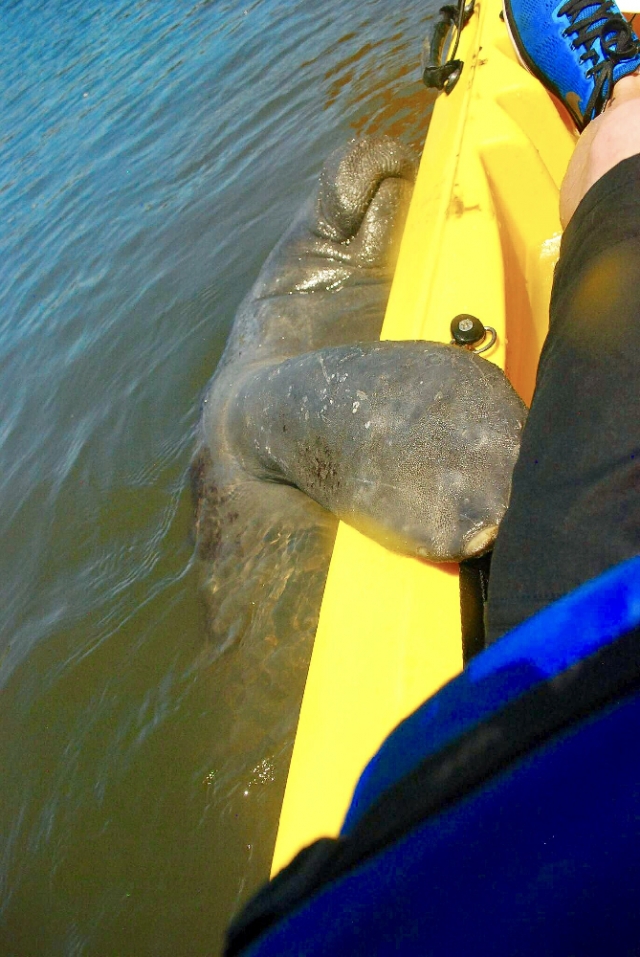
[{"left": 0, "top": 1, "right": 437, "bottom": 953}]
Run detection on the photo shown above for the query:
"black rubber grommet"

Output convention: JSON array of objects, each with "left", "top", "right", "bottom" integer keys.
[{"left": 450, "top": 313, "right": 486, "bottom": 346}]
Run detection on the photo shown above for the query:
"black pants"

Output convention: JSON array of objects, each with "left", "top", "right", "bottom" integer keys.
[{"left": 487, "top": 154, "right": 640, "bottom": 642}]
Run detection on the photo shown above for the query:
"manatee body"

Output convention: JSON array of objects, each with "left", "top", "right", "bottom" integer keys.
[
  {"left": 190, "top": 137, "right": 525, "bottom": 871},
  {"left": 192, "top": 136, "right": 418, "bottom": 649},
  {"left": 194, "top": 135, "right": 526, "bottom": 605}
]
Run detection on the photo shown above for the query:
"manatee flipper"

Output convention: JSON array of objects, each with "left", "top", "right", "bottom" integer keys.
[
  {"left": 250, "top": 137, "right": 416, "bottom": 302},
  {"left": 315, "top": 136, "right": 417, "bottom": 244},
  {"left": 229, "top": 342, "right": 527, "bottom": 562}
]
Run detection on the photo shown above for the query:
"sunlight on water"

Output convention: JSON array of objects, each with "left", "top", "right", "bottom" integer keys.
[{"left": 0, "top": 0, "right": 438, "bottom": 953}]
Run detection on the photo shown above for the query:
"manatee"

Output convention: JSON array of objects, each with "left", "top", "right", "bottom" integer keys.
[
  {"left": 193, "top": 136, "right": 526, "bottom": 620},
  {"left": 189, "top": 136, "right": 525, "bottom": 880}
]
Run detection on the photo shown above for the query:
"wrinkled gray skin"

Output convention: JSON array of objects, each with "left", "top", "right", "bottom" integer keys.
[
  {"left": 190, "top": 137, "right": 526, "bottom": 883},
  {"left": 193, "top": 136, "right": 526, "bottom": 615},
  {"left": 192, "top": 136, "right": 419, "bottom": 649}
]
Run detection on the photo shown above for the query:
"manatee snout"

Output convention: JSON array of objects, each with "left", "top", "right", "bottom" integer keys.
[
  {"left": 455, "top": 474, "right": 518, "bottom": 560},
  {"left": 369, "top": 475, "right": 510, "bottom": 564},
  {"left": 415, "top": 500, "right": 503, "bottom": 564},
  {"left": 438, "top": 496, "right": 505, "bottom": 563},
  {"left": 460, "top": 525, "right": 500, "bottom": 559}
]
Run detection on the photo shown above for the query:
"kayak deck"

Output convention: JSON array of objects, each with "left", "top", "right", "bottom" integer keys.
[{"left": 272, "top": 0, "right": 576, "bottom": 876}]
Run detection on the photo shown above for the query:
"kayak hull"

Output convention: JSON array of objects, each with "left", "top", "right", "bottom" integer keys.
[{"left": 272, "top": 0, "right": 577, "bottom": 876}]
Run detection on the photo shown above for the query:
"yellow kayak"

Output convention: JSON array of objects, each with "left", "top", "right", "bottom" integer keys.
[{"left": 272, "top": 0, "right": 576, "bottom": 876}]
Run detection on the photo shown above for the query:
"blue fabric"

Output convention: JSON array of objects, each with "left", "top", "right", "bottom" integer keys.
[
  {"left": 343, "top": 555, "right": 640, "bottom": 832},
  {"left": 504, "top": 0, "right": 640, "bottom": 128},
  {"left": 245, "top": 688, "right": 640, "bottom": 956}
]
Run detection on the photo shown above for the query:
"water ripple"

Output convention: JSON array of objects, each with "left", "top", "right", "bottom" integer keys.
[{"left": 0, "top": 0, "right": 438, "bottom": 952}]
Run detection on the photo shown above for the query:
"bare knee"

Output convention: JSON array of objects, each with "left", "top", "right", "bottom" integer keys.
[{"left": 560, "top": 73, "right": 640, "bottom": 228}]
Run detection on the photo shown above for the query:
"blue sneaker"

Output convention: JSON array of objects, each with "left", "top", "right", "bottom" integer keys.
[{"left": 504, "top": 0, "right": 640, "bottom": 129}]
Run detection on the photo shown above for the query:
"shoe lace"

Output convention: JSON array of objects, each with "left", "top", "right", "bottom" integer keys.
[{"left": 558, "top": 0, "right": 640, "bottom": 119}]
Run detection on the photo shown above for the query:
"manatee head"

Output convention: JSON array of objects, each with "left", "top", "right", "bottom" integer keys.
[
  {"left": 330, "top": 349, "right": 525, "bottom": 562},
  {"left": 231, "top": 341, "right": 527, "bottom": 564}
]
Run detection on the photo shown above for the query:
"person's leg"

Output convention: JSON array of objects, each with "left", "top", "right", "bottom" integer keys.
[
  {"left": 486, "top": 8, "right": 640, "bottom": 641},
  {"left": 560, "top": 72, "right": 640, "bottom": 227}
]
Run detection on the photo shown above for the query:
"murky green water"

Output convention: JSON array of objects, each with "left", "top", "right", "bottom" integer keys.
[{"left": 0, "top": 1, "right": 438, "bottom": 952}]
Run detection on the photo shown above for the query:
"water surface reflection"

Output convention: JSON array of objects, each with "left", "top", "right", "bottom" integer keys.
[{"left": 0, "top": 1, "right": 437, "bottom": 953}]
